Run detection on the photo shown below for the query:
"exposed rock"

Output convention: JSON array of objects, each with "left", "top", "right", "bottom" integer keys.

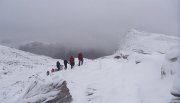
[
  {"left": 132, "top": 49, "right": 151, "bottom": 55},
  {"left": 171, "top": 92, "right": 180, "bottom": 97},
  {"left": 135, "top": 61, "right": 141, "bottom": 64},
  {"left": 45, "top": 81, "right": 72, "bottom": 103},
  {"left": 114, "top": 53, "right": 129, "bottom": 60},
  {"left": 114, "top": 56, "right": 121, "bottom": 59},
  {"left": 161, "top": 46, "right": 179, "bottom": 79},
  {"left": 169, "top": 57, "right": 178, "bottom": 62},
  {"left": 19, "top": 81, "right": 72, "bottom": 103}
]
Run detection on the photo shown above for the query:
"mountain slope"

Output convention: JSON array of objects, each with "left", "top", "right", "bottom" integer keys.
[
  {"left": 0, "top": 45, "right": 65, "bottom": 103},
  {"left": 0, "top": 29, "right": 180, "bottom": 103},
  {"left": 58, "top": 54, "right": 170, "bottom": 103},
  {"left": 51, "top": 30, "right": 179, "bottom": 103},
  {"left": 119, "top": 29, "right": 179, "bottom": 53}
]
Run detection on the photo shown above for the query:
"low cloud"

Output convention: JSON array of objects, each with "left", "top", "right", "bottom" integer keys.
[{"left": 0, "top": 0, "right": 179, "bottom": 53}]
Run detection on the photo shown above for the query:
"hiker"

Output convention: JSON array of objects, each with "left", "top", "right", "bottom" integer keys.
[
  {"left": 46, "top": 71, "right": 49, "bottom": 75},
  {"left": 56, "top": 61, "right": 61, "bottom": 71},
  {"left": 70, "top": 56, "right": 75, "bottom": 69},
  {"left": 64, "top": 60, "right": 68, "bottom": 69},
  {"left": 78, "top": 52, "right": 84, "bottom": 66},
  {"left": 51, "top": 68, "right": 55, "bottom": 73}
]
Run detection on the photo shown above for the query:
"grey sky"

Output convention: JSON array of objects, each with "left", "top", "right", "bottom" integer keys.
[{"left": 0, "top": 0, "right": 179, "bottom": 50}]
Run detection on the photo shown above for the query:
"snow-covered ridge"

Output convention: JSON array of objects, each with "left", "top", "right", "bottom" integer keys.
[
  {"left": 119, "top": 29, "right": 180, "bottom": 53},
  {"left": 0, "top": 45, "right": 54, "bottom": 77},
  {"left": 0, "top": 29, "right": 180, "bottom": 103}
]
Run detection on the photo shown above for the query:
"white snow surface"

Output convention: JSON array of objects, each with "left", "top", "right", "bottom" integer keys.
[
  {"left": 119, "top": 29, "right": 179, "bottom": 53},
  {"left": 0, "top": 29, "right": 180, "bottom": 103}
]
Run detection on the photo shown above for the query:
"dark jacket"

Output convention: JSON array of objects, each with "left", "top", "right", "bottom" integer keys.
[
  {"left": 78, "top": 52, "right": 83, "bottom": 61},
  {"left": 70, "top": 56, "right": 74, "bottom": 65},
  {"left": 64, "top": 60, "right": 68, "bottom": 65},
  {"left": 56, "top": 61, "right": 60, "bottom": 67}
]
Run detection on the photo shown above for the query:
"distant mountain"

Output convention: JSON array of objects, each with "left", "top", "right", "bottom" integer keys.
[{"left": 19, "top": 41, "right": 110, "bottom": 59}]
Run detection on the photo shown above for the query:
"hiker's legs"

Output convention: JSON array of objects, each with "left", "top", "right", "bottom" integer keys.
[
  {"left": 57, "top": 66, "right": 60, "bottom": 71},
  {"left": 79, "top": 60, "right": 80, "bottom": 66},
  {"left": 82, "top": 59, "right": 83, "bottom": 65}
]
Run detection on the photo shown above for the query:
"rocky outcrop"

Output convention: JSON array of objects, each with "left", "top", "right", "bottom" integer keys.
[
  {"left": 18, "top": 80, "right": 72, "bottom": 103},
  {"left": 161, "top": 46, "right": 179, "bottom": 79},
  {"left": 45, "top": 81, "right": 72, "bottom": 103}
]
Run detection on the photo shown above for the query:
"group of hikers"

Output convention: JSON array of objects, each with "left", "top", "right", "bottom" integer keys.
[{"left": 47, "top": 52, "right": 84, "bottom": 76}]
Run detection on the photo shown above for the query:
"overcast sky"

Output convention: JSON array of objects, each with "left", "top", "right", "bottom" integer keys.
[{"left": 0, "top": 0, "right": 179, "bottom": 50}]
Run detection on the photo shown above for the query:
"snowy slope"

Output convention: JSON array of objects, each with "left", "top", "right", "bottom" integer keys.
[
  {"left": 58, "top": 54, "right": 170, "bottom": 103},
  {"left": 119, "top": 29, "right": 179, "bottom": 53},
  {"left": 0, "top": 29, "right": 180, "bottom": 103},
  {"left": 0, "top": 45, "right": 59, "bottom": 103},
  {"left": 62, "top": 30, "right": 179, "bottom": 103}
]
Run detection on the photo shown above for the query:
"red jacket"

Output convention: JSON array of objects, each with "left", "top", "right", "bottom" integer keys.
[
  {"left": 78, "top": 52, "right": 83, "bottom": 61},
  {"left": 70, "top": 56, "right": 74, "bottom": 65}
]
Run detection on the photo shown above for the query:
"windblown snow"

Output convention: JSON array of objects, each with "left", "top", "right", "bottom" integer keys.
[{"left": 0, "top": 29, "right": 180, "bottom": 103}]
